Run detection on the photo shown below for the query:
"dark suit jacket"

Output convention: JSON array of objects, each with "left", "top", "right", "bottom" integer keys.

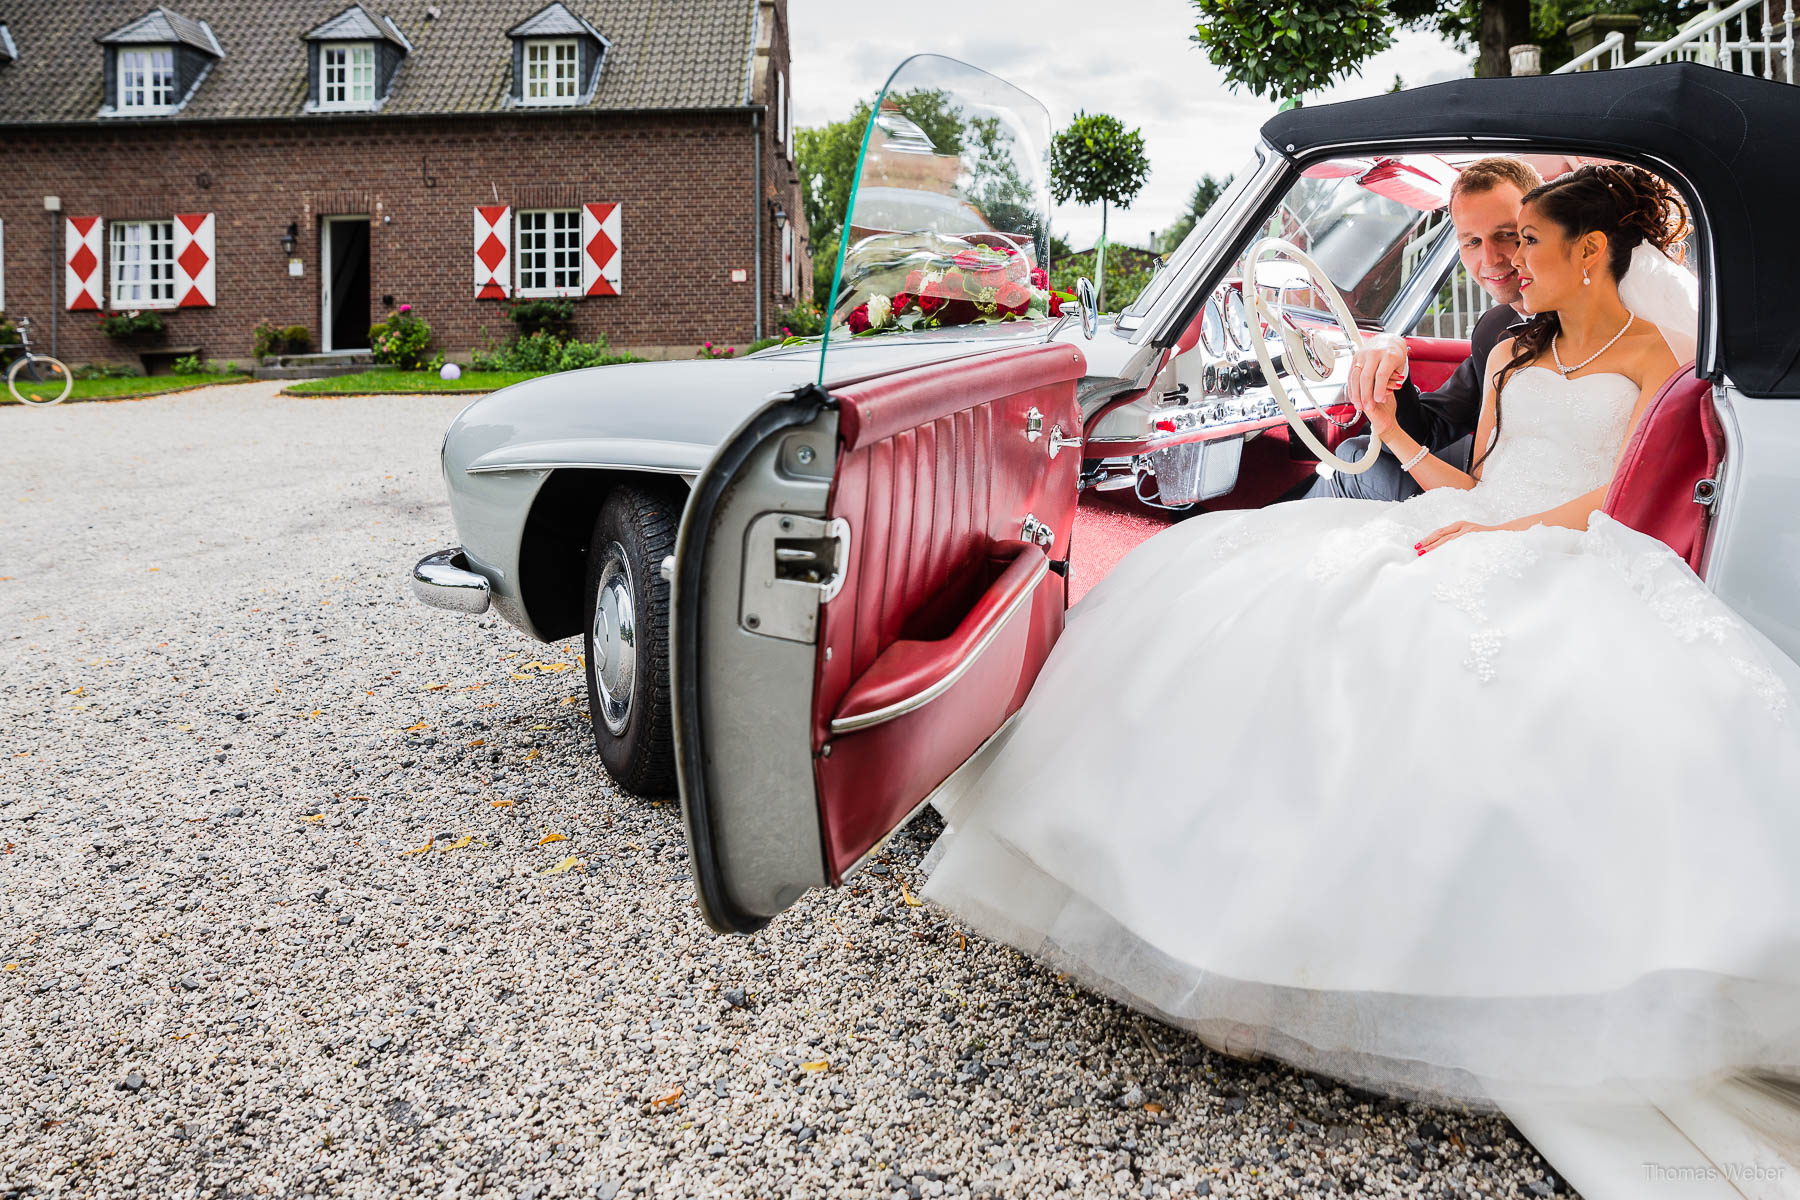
[{"left": 1392, "top": 304, "right": 1525, "bottom": 452}]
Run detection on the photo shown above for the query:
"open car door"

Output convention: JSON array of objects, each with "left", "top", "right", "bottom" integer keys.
[{"left": 673, "top": 55, "right": 1077, "bottom": 932}]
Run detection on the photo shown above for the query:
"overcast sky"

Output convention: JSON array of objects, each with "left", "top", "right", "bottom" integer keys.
[{"left": 788, "top": 0, "right": 1472, "bottom": 249}]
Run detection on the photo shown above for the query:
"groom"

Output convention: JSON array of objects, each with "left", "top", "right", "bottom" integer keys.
[{"left": 1305, "top": 157, "right": 1544, "bottom": 501}]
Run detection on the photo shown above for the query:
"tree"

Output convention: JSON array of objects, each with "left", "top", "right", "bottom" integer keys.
[
  {"left": 794, "top": 88, "right": 967, "bottom": 300},
  {"left": 1189, "top": 0, "right": 1708, "bottom": 99},
  {"left": 1158, "top": 174, "right": 1233, "bottom": 254},
  {"left": 1049, "top": 111, "right": 1150, "bottom": 312}
]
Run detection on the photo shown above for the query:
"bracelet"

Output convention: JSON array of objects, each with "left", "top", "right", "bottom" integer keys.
[{"left": 1398, "top": 444, "right": 1430, "bottom": 473}]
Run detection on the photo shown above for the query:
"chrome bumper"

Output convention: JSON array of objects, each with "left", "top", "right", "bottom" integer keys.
[{"left": 411, "top": 548, "right": 492, "bottom": 614}]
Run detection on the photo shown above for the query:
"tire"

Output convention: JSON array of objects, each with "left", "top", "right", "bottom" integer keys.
[
  {"left": 582, "top": 483, "right": 679, "bottom": 796},
  {"left": 8, "top": 355, "right": 73, "bottom": 406}
]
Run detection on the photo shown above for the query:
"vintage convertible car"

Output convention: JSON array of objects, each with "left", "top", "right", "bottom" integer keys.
[{"left": 417, "top": 56, "right": 1800, "bottom": 1196}]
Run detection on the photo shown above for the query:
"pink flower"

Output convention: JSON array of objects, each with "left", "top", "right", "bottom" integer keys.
[{"left": 399, "top": 304, "right": 412, "bottom": 313}]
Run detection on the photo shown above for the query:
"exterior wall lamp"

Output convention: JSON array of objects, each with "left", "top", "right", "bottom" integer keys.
[{"left": 281, "top": 222, "right": 299, "bottom": 256}]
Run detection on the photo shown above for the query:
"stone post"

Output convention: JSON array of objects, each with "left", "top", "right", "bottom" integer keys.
[{"left": 1567, "top": 13, "right": 1643, "bottom": 68}]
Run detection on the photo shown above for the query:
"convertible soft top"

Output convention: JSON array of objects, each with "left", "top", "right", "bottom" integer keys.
[{"left": 1263, "top": 64, "right": 1800, "bottom": 398}]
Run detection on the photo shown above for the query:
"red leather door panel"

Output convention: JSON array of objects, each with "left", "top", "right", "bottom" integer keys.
[
  {"left": 812, "top": 343, "right": 1086, "bottom": 880},
  {"left": 1405, "top": 335, "right": 1470, "bottom": 392},
  {"left": 1600, "top": 364, "right": 1720, "bottom": 573}
]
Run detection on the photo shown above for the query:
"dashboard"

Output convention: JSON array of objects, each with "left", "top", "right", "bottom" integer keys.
[{"left": 1081, "top": 284, "right": 1363, "bottom": 506}]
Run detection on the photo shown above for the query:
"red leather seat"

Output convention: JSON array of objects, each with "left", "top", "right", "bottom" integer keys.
[{"left": 1598, "top": 363, "right": 1722, "bottom": 574}]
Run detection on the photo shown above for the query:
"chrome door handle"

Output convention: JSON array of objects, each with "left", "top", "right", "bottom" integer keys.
[
  {"left": 1024, "top": 406, "right": 1044, "bottom": 442},
  {"left": 1047, "top": 424, "right": 1083, "bottom": 460},
  {"left": 1021, "top": 513, "right": 1055, "bottom": 548}
]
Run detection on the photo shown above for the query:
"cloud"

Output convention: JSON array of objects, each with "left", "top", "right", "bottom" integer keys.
[{"left": 790, "top": 2, "right": 1472, "bottom": 248}]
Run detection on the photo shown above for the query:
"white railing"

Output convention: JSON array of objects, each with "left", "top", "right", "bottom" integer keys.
[
  {"left": 1554, "top": 0, "right": 1796, "bottom": 81},
  {"left": 1416, "top": 0, "right": 1795, "bottom": 340}
]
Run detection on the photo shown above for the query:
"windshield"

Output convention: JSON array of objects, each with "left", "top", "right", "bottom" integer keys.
[
  {"left": 816, "top": 55, "right": 1053, "bottom": 384},
  {"left": 1257, "top": 155, "right": 1454, "bottom": 325},
  {"left": 1123, "top": 154, "right": 1265, "bottom": 320}
]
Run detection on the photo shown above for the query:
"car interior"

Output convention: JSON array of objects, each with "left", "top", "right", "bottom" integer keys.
[{"left": 1064, "top": 151, "right": 1723, "bottom": 603}]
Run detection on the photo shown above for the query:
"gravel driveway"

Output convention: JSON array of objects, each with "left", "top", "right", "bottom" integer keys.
[{"left": 1, "top": 383, "right": 1572, "bottom": 1199}]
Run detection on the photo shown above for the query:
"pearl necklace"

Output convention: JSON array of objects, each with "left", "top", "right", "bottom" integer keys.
[{"left": 1552, "top": 310, "right": 1635, "bottom": 376}]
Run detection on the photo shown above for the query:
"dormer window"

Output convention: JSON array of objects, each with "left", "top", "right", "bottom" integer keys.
[
  {"left": 97, "top": 8, "right": 223, "bottom": 118},
  {"left": 523, "top": 39, "right": 578, "bottom": 105},
  {"left": 303, "top": 6, "right": 411, "bottom": 114},
  {"left": 119, "top": 45, "right": 175, "bottom": 111},
  {"left": 507, "top": 3, "right": 609, "bottom": 109},
  {"left": 320, "top": 43, "right": 376, "bottom": 109},
  {"left": 0, "top": 24, "right": 18, "bottom": 63}
]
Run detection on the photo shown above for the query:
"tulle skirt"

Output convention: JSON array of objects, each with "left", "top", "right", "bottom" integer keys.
[{"left": 919, "top": 496, "right": 1800, "bottom": 1110}]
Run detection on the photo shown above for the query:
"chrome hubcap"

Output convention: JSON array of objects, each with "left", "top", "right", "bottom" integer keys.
[{"left": 591, "top": 545, "right": 636, "bottom": 736}]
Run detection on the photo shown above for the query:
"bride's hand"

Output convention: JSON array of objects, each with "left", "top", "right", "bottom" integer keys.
[{"left": 1415, "top": 521, "right": 1493, "bottom": 555}]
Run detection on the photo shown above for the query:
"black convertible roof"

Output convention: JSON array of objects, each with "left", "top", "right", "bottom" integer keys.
[{"left": 1263, "top": 64, "right": 1800, "bottom": 398}]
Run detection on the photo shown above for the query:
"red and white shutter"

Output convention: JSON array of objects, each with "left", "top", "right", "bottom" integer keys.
[
  {"left": 780, "top": 220, "right": 794, "bottom": 298},
  {"left": 474, "top": 206, "right": 512, "bottom": 300},
  {"left": 580, "top": 202, "right": 621, "bottom": 296},
  {"left": 173, "top": 212, "right": 216, "bottom": 307},
  {"left": 65, "top": 216, "right": 104, "bottom": 311}
]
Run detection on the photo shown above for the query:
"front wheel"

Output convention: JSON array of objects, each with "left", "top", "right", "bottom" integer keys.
[
  {"left": 8, "top": 355, "right": 73, "bottom": 406},
  {"left": 582, "top": 484, "right": 680, "bottom": 796}
]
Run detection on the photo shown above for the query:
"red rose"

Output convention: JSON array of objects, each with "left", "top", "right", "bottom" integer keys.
[
  {"left": 892, "top": 293, "right": 915, "bottom": 314},
  {"left": 847, "top": 304, "right": 871, "bottom": 334},
  {"left": 938, "top": 270, "right": 968, "bottom": 299},
  {"left": 917, "top": 292, "right": 945, "bottom": 315},
  {"left": 1048, "top": 292, "right": 1064, "bottom": 317},
  {"left": 937, "top": 299, "right": 978, "bottom": 325},
  {"left": 952, "top": 251, "right": 984, "bottom": 270},
  {"left": 995, "top": 281, "right": 1032, "bottom": 311},
  {"left": 1029, "top": 267, "right": 1049, "bottom": 290},
  {"left": 904, "top": 270, "right": 925, "bottom": 294}
]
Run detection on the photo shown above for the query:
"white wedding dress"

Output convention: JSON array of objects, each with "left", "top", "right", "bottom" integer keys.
[{"left": 921, "top": 364, "right": 1800, "bottom": 1113}]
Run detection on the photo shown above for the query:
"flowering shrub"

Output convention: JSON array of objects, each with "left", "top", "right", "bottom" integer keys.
[
  {"left": 773, "top": 302, "right": 825, "bottom": 338},
  {"left": 252, "top": 318, "right": 312, "bottom": 358},
  {"left": 470, "top": 329, "right": 639, "bottom": 373},
  {"left": 97, "top": 309, "right": 167, "bottom": 341},
  {"left": 369, "top": 304, "right": 432, "bottom": 370},
  {"left": 697, "top": 342, "right": 736, "bottom": 359}
]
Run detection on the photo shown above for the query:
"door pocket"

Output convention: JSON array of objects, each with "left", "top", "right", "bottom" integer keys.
[{"left": 831, "top": 541, "right": 1048, "bottom": 733}]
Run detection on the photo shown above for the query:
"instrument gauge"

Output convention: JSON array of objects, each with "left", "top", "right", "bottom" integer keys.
[
  {"left": 1223, "top": 289, "right": 1253, "bottom": 351},
  {"left": 1198, "top": 298, "right": 1225, "bottom": 356}
]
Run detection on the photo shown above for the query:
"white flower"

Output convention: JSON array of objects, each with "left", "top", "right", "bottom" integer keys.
[{"left": 867, "top": 293, "right": 893, "bottom": 329}]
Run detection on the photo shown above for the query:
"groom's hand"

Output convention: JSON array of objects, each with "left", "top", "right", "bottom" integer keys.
[{"left": 1347, "top": 333, "right": 1409, "bottom": 421}]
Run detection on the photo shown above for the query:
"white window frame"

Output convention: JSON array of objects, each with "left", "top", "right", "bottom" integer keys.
[
  {"left": 776, "top": 71, "right": 786, "bottom": 151},
  {"left": 110, "top": 219, "right": 177, "bottom": 308},
  {"left": 514, "top": 209, "right": 582, "bottom": 297},
  {"left": 118, "top": 44, "right": 176, "bottom": 114},
  {"left": 522, "top": 38, "right": 580, "bottom": 105},
  {"left": 319, "top": 41, "right": 378, "bottom": 111}
]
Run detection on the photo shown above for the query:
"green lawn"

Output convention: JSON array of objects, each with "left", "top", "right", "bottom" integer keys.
[
  {"left": 283, "top": 369, "right": 545, "bottom": 395},
  {"left": 1, "top": 372, "right": 250, "bottom": 404}
]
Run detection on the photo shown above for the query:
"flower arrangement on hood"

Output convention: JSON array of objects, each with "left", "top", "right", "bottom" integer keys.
[{"left": 840, "top": 243, "right": 1071, "bottom": 336}]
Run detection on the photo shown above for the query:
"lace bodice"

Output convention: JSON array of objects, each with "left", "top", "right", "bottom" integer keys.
[{"left": 1393, "top": 365, "right": 1640, "bottom": 535}]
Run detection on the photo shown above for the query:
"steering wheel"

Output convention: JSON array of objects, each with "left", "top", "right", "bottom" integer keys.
[{"left": 1241, "top": 237, "right": 1386, "bottom": 475}]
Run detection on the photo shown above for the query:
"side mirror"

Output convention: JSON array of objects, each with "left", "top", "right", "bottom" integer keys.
[{"left": 1075, "top": 277, "right": 1098, "bottom": 340}]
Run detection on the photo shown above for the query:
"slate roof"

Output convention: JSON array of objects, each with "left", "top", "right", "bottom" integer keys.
[
  {"left": 302, "top": 4, "right": 410, "bottom": 50},
  {"left": 0, "top": 0, "right": 760, "bottom": 125},
  {"left": 98, "top": 7, "right": 223, "bottom": 55},
  {"left": 506, "top": 2, "right": 604, "bottom": 42}
]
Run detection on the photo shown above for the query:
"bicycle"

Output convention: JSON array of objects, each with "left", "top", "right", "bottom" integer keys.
[{"left": 3, "top": 317, "right": 73, "bottom": 406}]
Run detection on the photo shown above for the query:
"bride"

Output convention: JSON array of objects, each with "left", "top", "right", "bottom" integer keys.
[{"left": 918, "top": 164, "right": 1800, "bottom": 1111}]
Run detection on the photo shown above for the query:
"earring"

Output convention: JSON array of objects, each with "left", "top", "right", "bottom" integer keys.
[{"left": 1582, "top": 267, "right": 1591, "bottom": 286}]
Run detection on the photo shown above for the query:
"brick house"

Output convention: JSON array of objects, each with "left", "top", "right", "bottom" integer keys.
[{"left": 0, "top": 0, "right": 807, "bottom": 367}]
